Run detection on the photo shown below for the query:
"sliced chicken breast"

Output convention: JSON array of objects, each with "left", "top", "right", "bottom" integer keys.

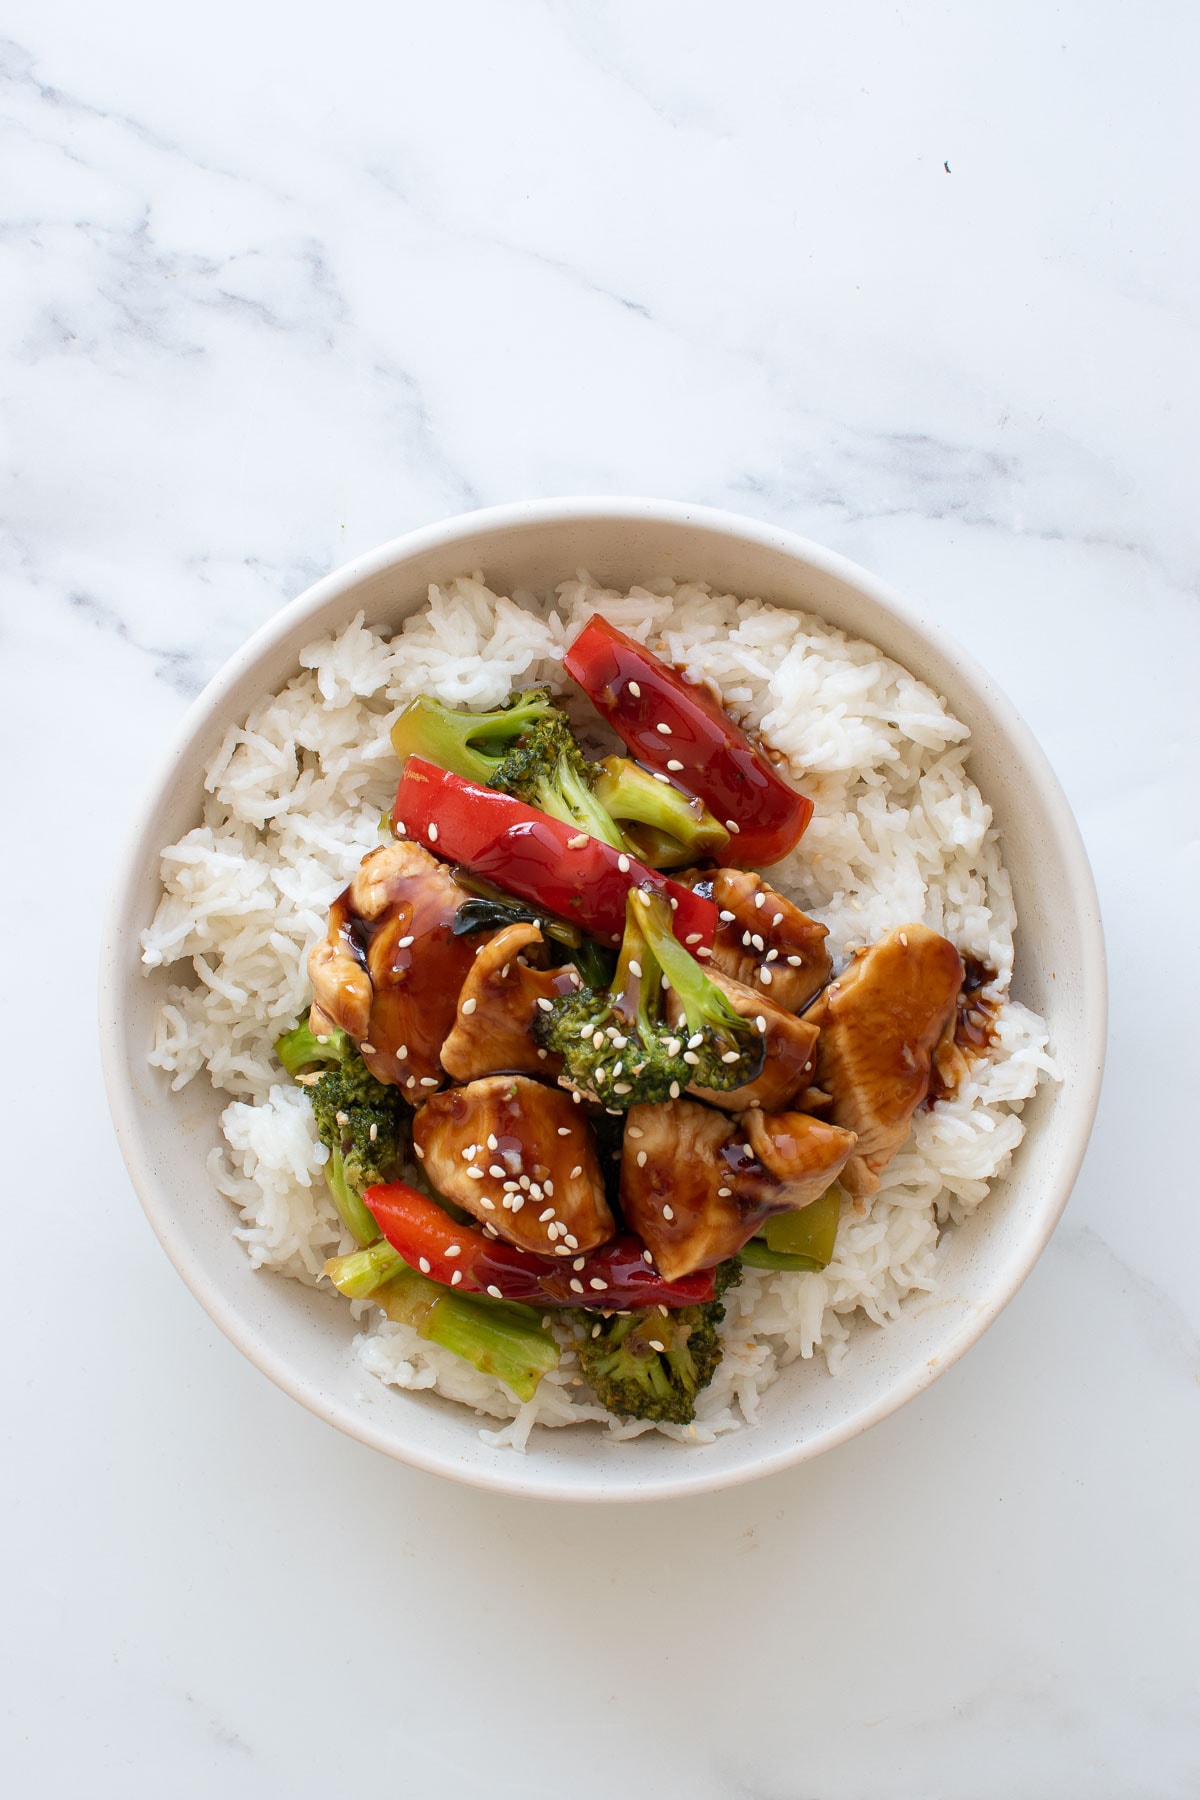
[
  {"left": 414, "top": 1075, "right": 613, "bottom": 1257},
  {"left": 807, "top": 923, "right": 964, "bottom": 1198},
  {"left": 620, "top": 1098, "right": 855, "bottom": 1281},
  {"left": 440, "top": 923, "right": 582, "bottom": 1082},
  {"left": 684, "top": 868, "right": 832, "bottom": 1011}
]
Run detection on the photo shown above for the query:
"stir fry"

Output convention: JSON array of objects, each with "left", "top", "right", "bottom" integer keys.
[{"left": 278, "top": 616, "right": 979, "bottom": 1426}]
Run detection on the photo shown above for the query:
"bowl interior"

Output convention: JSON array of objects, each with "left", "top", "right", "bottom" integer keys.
[{"left": 102, "top": 502, "right": 1105, "bottom": 1500}]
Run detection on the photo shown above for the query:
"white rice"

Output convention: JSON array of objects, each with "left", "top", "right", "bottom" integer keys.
[{"left": 141, "top": 573, "right": 1058, "bottom": 1450}]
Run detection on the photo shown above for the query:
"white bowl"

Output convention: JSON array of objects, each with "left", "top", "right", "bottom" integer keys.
[{"left": 100, "top": 498, "right": 1106, "bottom": 1502}]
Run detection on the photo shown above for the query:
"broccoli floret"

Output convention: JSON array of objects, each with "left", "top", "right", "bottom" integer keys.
[
  {"left": 532, "top": 888, "right": 764, "bottom": 1108},
  {"left": 274, "top": 1024, "right": 404, "bottom": 1245},
  {"left": 389, "top": 687, "right": 560, "bottom": 786},
  {"left": 592, "top": 756, "right": 730, "bottom": 869},
  {"left": 391, "top": 688, "right": 632, "bottom": 853},
  {"left": 573, "top": 1261, "right": 741, "bottom": 1424}
]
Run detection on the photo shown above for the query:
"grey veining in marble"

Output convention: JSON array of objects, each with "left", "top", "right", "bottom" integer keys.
[{"left": 3, "top": 3, "right": 1198, "bottom": 1795}]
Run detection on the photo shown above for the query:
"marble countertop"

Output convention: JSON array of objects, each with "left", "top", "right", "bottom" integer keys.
[{"left": 5, "top": 3, "right": 1197, "bottom": 1794}]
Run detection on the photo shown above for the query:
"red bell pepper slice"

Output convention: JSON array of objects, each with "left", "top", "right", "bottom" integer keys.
[
  {"left": 393, "top": 757, "right": 716, "bottom": 950},
  {"left": 563, "top": 615, "right": 814, "bottom": 867},
  {"left": 363, "top": 1183, "right": 714, "bottom": 1310}
]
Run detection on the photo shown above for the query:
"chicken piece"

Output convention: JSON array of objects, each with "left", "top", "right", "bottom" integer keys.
[
  {"left": 620, "top": 1099, "right": 855, "bottom": 1281},
  {"left": 307, "top": 839, "right": 485, "bottom": 1095},
  {"left": 807, "top": 923, "right": 964, "bottom": 1199},
  {"left": 440, "top": 923, "right": 582, "bottom": 1082},
  {"left": 413, "top": 1075, "right": 613, "bottom": 1257},
  {"left": 686, "top": 868, "right": 832, "bottom": 1011},
  {"left": 666, "top": 964, "right": 818, "bottom": 1112}
]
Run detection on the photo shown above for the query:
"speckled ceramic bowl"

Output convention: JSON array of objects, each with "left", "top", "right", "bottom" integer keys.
[{"left": 99, "top": 499, "right": 1106, "bottom": 1501}]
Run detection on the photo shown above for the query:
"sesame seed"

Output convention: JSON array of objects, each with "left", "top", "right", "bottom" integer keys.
[
  {"left": 717, "top": 1186, "right": 731, "bottom": 1197},
  {"left": 413, "top": 1140, "right": 424, "bottom": 1153},
  {"left": 544, "top": 1179, "right": 554, "bottom": 1196},
  {"left": 467, "top": 1166, "right": 484, "bottom": 1179},
  {"left": 500, "top": 964, "right": 510, "bottom": 978},
  {"left": 766, "top": 948, "right": 779, "bottom": 962},
  {"left": 511, "top": 1196, "right": 524, "bottom": 1213},
  {"left": 649, "top": 1340, "right": 665, "bottom": 1353},
  {"left": 760, "top": 967, "right": 773, "bottom": 984},
  {"left": 751, "top": 934, "right": 765, "bottom": 951},
  {"left": 592, "top": 1323, "right": 602, "bottom": 1338},
  {"left": 563, "top": 1234, "right": 579, "bottom": 1249},
  {"left": 669, "top": 1081, "right": 680, "bottom": 1099},
  {"left": 628, "top": 680, "right": 641, "bottom": 697},
  {"left": 643, "top": 1250, "right": 654, "bottom": 1264},
  {"left": 539, "top": 1206, "right": 555, "bottom": 1222},
  {"left": 683, "top": 1052, "right": 699, "bottom": 1066},
  {"left": 369, "top": 1122, "right": 378, "bottom": 1142},
  {"left": 685, "top": 933, "right": 702, "bottom": 946},
  {"left": 696, "top": 947, "right": 711, "bottom": 958},
  {"left": 536, "top": 996, "right": 553, "bottom": 1012},
  {"left": 428, "top": 823, "right": 438, "bottom": 842},
  {"left": 721, "top": 1050, "right": 740, "bottom": 1063},
  {"left": 450, "top": 1270, "right": 462, "bottom": 1285},
  {"left": 627, "top": 1126, "right": 643, "bottom": 1139},
  {"left": 316, "top": 1034, "right": 328, "bottom": 1044},
  {"left": 529, "top": 1183, "right": 543, "bottom": 1202},
  {"left": 572, "top": 1090, "right": 582, "bottom": 1103},
  {"left": 628, "top": 959, "right": 643, "bottom": 978},
  {"left": 633, "top": 889, "right": 651, "bottom": 905},
  {"left": 612, "top": 1062, "right": 623, "bottom": 1077},
  {"left": 569, "top": 1279, "right": 584, "bottom": 1294},
  {"left": 460, "top": 997, "right": 477, "bottom": 1015},
  {"left": 595, "top": 1067, "right": 607, "bottom": 1085},
  {"left": 336, "top": 1111, "right": 349, "bottom": 1128},
  {"left": 787, "top": 954, "right": 802, "bottom": 966},
  {"left": 755, "top": 892, "right": 765, "bottom": 909},
  {"left": 418, "top": 1257, "right": 431, "bottom": 1273},
  {"left": 489, "top": 1164, "right": 505, "bottom": 1178},
  {"left": 756, "top": 1015, "right": 767, "bottom": 1033},
  {"left": 742, "top": 932, "right": 752, "bottom": 947},
  {"left": 518, "top": 1175, "right": 531, "bottom": 1190},
  {"left": 687, "top": 1033, "right": 703, "bottom": 1049},
  {"left": 899, "top": 931, "right": 909, "bottom": 947},
  {"left": 485, "top": 1134, "right": 497, "bottom": 1150},
  {"left": 612, "top": 1033, "right": 628, "bottom": 1048},
  {"left": 659, "top": 1305, "right": 669, "bottom": 1318},
  {"left": 653, "top": 771, "right": 671, "bottom": 784},
  {"left": 726, "top": 819, "right": 740, "bottom": 833},
  {"left": 592, "top": 1031, "right": 605, "bottom": 1049},
  {"left": 618, "top": 854, "right": 630, "bottom": 873},
  {"left": 483, "top": 1222, "right": 498, "bottom": 1236},
  {"left": 554, "top": 1244, "right": 571, "bottom": 1256},
  {"left": 486, "top": 1285, "right": 502, "bottom": 1298},
  {"left": 566, "top": 833, "right": 588, "bottom": 849},
  {"left": 637, "top": 1150, "right": 647, "bottom": 1168},
  {"left": 667, "top": 759, "right": 684, "bottom": 771},
  {"left": 569, "top": 1164, "right": 582, "bottom": 1179},
  {"left": 613, "top": 1081, "right": 631, "bottom": 1093},
  {"left": 663, "top": 1205, "right": 675, "bottom": 1221},
  {"left": 479, "top": 1196, "right": 495, "bottom": 1210},
  {"left": 359, "top": 1045, "right": 375, "bottom": 1056},
  {"left": 557, "top": 1126, "right": 571, "bottom": 1136},
  {"left": 665, "top": 1037, "right": 682, "bottom": 1057},
  {"left": 772, "top": 913, "right": 783, "bottom": 927},
  {"left": 719, "top": 909, "right": 735, "bottom": 922},
  {"left": 656, "top": 721, "right": 672, "bottom": 735},
  {"left": 589, "top": 1278, "right": 608, "bottom": 1291},
  {"left": 398, "top": 935, "right": 414, "bottom": 948},
  {"left": 397, "top": 1045, "right": 408, "bottom": 1059}
]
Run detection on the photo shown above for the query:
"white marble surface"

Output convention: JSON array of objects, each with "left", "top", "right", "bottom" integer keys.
[{"left": 4, "top": 2, "right": 1198, "bottom": 1793}]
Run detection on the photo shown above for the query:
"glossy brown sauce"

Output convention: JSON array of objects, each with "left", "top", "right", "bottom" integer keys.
[
  {"left": 924, "top": 956, "right": 1002, "bottom": 1107},
  {"left": 331, "top": 870, "right": 480, "bottom": 1092}
]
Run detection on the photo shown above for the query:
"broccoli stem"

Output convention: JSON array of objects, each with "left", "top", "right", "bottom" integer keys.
[
  {"left": 532, "top": 755, "right": 629, "bottom": 852},
  {"left": 325, "top": 1239, "right": 403, "bottom": 1297},
  {"left": 374, "top": 1270, "right": 560, "bottom": 1401},
  {"left": 593, "top": 757, "right": 730, "bottom": 867},
  {"left": 324, "top": 1148, "right": 382, "bottom": 1247},
  {"left": 634, "top": 890, "right": 742, "bottom": 1036},
  {"left": 389, "top": 691, "right": 556, "bottom": 784}
]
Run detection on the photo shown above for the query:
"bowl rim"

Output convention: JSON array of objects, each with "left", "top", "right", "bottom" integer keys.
[{"left": 99, "top": 496, "right": 1107, "bottom": 1501}]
